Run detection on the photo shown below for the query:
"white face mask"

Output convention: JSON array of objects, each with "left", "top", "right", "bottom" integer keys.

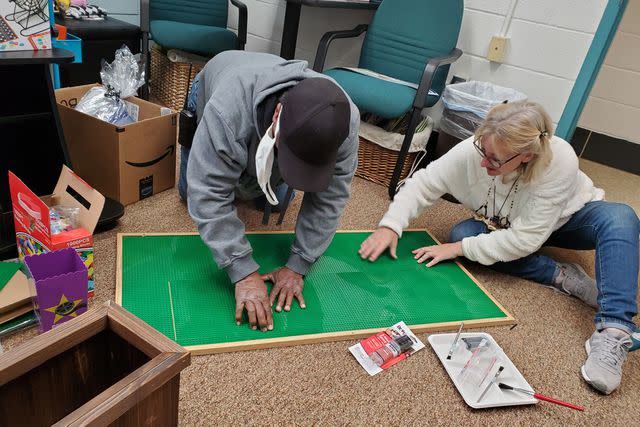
[{"left": 255, "top": 115, "right": 280, "bottom": 206}]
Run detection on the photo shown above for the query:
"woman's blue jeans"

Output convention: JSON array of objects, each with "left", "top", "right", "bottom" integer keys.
[{"left": 449, "top": 201, "right": 639, "bottom": 333}]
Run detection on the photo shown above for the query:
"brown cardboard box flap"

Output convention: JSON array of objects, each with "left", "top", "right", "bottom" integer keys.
[
  {"left": 55, "top": 83, "right": 171, "bottom": 125},
  {"left": 52, "top": 166, "right": 105, "bottom": 234},
  {"left": 55, "top": 83, "right": 100, "bottom": 106},
  {"left": 0, "top": 270, "right": 31, "bottom": 314}
]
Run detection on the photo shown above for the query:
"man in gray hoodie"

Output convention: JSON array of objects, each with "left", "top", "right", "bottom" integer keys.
[{"left": 187, "top": 51, "right": 359, "bottom": 332}]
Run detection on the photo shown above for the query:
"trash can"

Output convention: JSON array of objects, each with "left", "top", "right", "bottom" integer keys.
[{"left": 437, "top": 81, "right": 528, "bottom": 157}]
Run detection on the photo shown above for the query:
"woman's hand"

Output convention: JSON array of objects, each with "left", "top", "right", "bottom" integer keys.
[
  {"left": 359, "top": 227, "right": 399, "bottom": 262},
  {"left": 412, "top": 242, "right": 463, "bottom": 267}
]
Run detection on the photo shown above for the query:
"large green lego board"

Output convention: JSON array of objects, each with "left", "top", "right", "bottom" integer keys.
[{"left": 117, "top": 231, "right": 513, "bottom": 354}]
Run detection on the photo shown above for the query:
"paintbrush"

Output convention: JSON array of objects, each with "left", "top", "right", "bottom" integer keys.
[{"left": 498, "top": 383, "right": 584, "bottom": 411}]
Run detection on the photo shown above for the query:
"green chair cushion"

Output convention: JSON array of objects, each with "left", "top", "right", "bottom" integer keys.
[
  {"left": 359, "top": 0, "right": 463, "bottom": 98},
  {"left": 150, "top": 20, "right": 238, "bottom": 56},
  {"left": 325, "top": 68, "right": 440, "bottom": 119},
  {"left": 150, "top": 0, "right": 228, "bottom": 28}
]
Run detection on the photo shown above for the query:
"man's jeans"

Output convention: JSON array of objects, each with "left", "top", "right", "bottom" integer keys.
[{"left": 449, "top": 201, "right": 640, "bottom": 333}]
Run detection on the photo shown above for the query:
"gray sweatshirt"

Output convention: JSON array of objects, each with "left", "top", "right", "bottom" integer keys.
[{"left": 187, "top": 51, "right": 359, "bottom": 283}]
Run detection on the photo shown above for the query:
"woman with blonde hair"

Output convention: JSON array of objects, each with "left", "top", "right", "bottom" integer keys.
[{"left": 360, "top": 101, "right": 639, "bottom": 394}]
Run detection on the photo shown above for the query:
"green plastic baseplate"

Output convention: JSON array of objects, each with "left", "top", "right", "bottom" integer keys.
[{"left": 117, "top": 231, "right": 513, "bottom": 354}]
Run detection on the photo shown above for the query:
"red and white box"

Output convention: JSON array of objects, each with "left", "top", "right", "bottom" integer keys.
[
  {"left": 8, "top": 166, "right": 105, "bottom": 297},
  {"left": 349, "top": 322, "right": 425, "bottom": 376}
]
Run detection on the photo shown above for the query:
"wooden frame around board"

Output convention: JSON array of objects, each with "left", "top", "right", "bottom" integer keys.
[{"left": 116, "top": 230, "right": 515, "bottom": 355}]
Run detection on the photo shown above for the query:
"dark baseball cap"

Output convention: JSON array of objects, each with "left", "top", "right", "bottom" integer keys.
[{"left": 277, "top": 78, "right": 351, "bottom": 192}]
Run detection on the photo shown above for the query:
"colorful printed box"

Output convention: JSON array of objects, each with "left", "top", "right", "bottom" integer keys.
[
  {"left": 8, "top": 166, "right": 105, "bottom": 297},
  {"left": 24, "top": 248, "right": 88, "bottom": 332},
  {"left": 349, "top": 322, "right": 425, "bottom": 376},
  {"left": 0, "top": 0, "right": 52, "bottom": 52}
]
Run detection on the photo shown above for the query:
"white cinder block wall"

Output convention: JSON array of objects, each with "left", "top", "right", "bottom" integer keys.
[
  {"left": 105, "top": 1, "right": 609, "bottom": 127},
  {"left": 579, "top": 0, "right": 640, "bottom": 144},
  {"left": 227, "top": 0, "right": 375, "bottom": 68},
  {"left": 229, "top": 0, "right": 608, "bottom": 126},
  {"left": 453, "top": 0, "right": 606, "bottom": 124}
]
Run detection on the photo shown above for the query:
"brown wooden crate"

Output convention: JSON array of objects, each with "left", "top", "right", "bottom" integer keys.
[{"left": 0, "top": 302, "right": 190, "bottom": 426}]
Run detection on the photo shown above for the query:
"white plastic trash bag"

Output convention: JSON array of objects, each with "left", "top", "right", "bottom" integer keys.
[{"left": 442, "top": 81, "right": 527, "bottom": 119}]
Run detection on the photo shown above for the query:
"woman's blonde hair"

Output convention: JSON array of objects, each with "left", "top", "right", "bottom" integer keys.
[{"left": 474, "top": 101, "right": 554, "bottom": 183}]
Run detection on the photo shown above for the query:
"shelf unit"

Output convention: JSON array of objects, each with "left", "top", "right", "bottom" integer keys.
[{"left": 0, "top": 48, "right": 74, "bottom": 258}]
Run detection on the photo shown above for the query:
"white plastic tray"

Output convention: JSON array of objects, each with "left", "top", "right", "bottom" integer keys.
[{"left": 428, "top": 332, "right": 538, "bottom": 409}]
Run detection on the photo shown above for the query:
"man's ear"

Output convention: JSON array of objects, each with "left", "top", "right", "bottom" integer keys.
[
  {"left": 269, "top": 103, "right": 283, "bottom": 139},
  {"left": 272, "top": 103, "right": 282, "bottom": 125}
]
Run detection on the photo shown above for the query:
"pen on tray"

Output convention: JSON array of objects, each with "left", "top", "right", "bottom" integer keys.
[
  {"left": 498, "top": 383, "right": 585, "bottom": 411},
  {"left": 446, "top": 322, "right": 464, "bottom": 360},
  {"left": 476, "top": 366, "right": 504, "bottom": 403},
  {"left": 478, "top": 356, "right": 498, "bottom": 386}
]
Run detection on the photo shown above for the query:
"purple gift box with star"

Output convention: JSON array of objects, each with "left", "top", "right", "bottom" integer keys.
[{"left": 24, "top": 248, "right": 88, "bottom": 332}]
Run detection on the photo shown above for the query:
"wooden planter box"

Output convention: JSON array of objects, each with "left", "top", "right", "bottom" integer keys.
[{"left": 0, "top": 302, "right": 190, "bottom": 426}]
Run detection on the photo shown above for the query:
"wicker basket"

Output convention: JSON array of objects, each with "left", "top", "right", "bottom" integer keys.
[
  {"left": 149, "top": 48, "right": 204, "bottom": 111},
  {"left": 356, "top": 136, "right": 418, "bottom": 187}
]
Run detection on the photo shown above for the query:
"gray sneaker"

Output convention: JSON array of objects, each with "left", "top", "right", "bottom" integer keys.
[
  {"left": 581, "top": 329, "right": 632, "bottom": 394},
  {"left": 554, "top": 263, "right": 598, "bottom": 308}
]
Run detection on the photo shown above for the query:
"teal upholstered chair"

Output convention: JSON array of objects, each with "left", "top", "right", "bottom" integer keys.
[
  {"left": 140, "top": 0, "right": 247, "bottom": 98},
  {"left": 314, "top": 0, "right": 463, "bottom": 198}
]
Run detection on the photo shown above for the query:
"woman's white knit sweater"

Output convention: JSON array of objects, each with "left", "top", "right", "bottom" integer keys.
[{"left": 379, "top": 136, "right": 604, "bottom": 265}]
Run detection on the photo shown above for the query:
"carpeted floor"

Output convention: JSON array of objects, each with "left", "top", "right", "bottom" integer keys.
[{"left": 3, "top": 157, "right": 639, "bottom": 425}]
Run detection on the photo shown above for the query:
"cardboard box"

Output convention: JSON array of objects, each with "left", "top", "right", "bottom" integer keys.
[
  {"left": 8, "top": 166, "right": 105, "bottom": 297},
  {"left": 0, "top": 0, "right": 51, "bottom": 51},
  {"left": 55, "top": 84, "right": 178, "bottom": 206}
]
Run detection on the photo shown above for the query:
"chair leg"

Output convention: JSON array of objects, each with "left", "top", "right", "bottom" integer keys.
[
  {"left": 262, "top": 203, "right": 272, "bottom": 225},
  {"left": 277, "top": 186, "right": 294, "bottom": 225},
  {"left": 141, "top": 32, "right": 150, "bottom": 100},
  {"left": 388, "top": 107, "right": 422, "bottom": 199}
]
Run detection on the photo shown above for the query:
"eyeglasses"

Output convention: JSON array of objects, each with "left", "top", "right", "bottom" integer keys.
[{"left": 473, "top": 138, "right": 521, "bottom": 169}]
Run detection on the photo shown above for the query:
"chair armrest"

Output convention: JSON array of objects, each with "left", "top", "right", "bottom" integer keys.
[
  {"left": 230, "top": 0, "right": 248, "bottom": 49},
  {"left": 414, "top": 48, "right": 463, "bottom": 108},
  {"left": 312, "top": 25, "right": 368, "bottom": 72},
  {"left": 140, "top": 0, "right": 150, "bottom": 33}
]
